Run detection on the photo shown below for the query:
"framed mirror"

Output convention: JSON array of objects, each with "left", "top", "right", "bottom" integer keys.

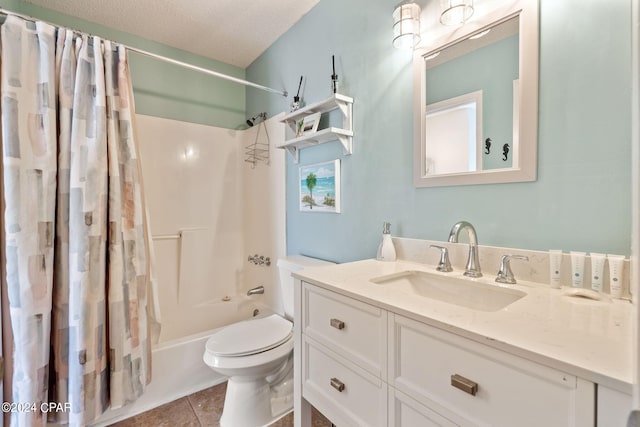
[{"left": 413, "top": 0, "right": 538, "bottom": 187}]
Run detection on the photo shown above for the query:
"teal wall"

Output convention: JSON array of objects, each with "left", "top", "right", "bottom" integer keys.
[
  {"left": 247, "top": 0, "right": 632, "bottom": 261},
  {"left": 427, "top": 34, "right": 519, "bottom": 169},
  {"left": 0, "top": 0, "right": 246, "bottom": 129}
]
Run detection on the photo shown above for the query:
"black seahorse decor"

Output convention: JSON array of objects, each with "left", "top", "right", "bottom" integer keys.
[
  {"left": 484, "top": 138, "right": 492, "bottom": 154},
  {"left": 502, "top": 143, "right": 510, "bottom": 161}
]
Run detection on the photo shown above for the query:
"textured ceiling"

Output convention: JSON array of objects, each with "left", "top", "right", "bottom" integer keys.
[{"left": 22, "top": 0, "right": 320, "bottom": 68}]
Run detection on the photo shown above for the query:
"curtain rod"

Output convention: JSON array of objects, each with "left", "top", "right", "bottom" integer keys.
[{"left": 0, "top": 8, "right": 288, "bottom": 97}]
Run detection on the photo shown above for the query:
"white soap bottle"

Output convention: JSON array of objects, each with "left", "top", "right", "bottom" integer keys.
[{"left": 376, "top": 222, "right": 397, "bottom": 262}]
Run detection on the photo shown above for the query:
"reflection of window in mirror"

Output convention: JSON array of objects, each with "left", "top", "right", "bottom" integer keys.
[{"left": 425, "top": 91, "right": 482, "bottom": 175}]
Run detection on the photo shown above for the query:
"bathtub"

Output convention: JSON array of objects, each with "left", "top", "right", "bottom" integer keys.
[{"left": 90, "top": 296, "right": 272, "bottom": 426}]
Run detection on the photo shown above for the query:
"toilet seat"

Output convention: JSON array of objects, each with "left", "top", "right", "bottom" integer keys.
[
  {"left": 204, "top": 257, "right": 334, "bottom": 427},
  {"left": 205, "top": 314, "right": 293, "bottom": 357}
]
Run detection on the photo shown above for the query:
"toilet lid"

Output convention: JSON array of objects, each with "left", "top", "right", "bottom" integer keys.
[{"left": 205, "top": 314, "right": 293, "bottom": 357}]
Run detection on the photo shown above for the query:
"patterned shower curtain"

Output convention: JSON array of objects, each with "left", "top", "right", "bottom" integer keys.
[{"left": 0, "top": 14, "right": 157, "bottom": 426}]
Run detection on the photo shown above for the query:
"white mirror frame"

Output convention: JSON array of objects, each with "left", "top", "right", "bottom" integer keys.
[{"left": 413, "top": 0, "right": 539, "bottom": 187}]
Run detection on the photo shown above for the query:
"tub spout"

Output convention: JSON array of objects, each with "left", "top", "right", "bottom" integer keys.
[{"left": 247, "top": 286, "right": 265, "bottom": 296}]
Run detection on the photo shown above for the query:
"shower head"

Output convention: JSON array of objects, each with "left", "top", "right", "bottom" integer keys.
[{"left": 246, "top": 112, "right": 267, "bottom": 127}]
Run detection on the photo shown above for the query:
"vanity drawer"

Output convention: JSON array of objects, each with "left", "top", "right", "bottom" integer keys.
[
  {"left": 389, "top": 314, "right": 594, "bottom": 427},
  {"left": 302, "top": 282, "right": 387, "bottom": 378},
  {"left": 389, "top": 387, "right": 457, "bottom": 427},
  {"left": 303, "top": 335, "right": 387, "bottom": 427}
]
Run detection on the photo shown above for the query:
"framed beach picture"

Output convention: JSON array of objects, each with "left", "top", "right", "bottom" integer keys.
[{"left": 299, "top": 160, "right": 341, "bottom": 213}]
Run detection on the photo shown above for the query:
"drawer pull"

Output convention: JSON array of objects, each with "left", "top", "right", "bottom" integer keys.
[
  {"left": 451, "top": 374, "right": 478, "bottom": 396},
  {"left": 330, "top": 318, "right": 345, "bottom": 330},
  {"left": 330, "top": 377, "right": 345, "bottom": 392}
]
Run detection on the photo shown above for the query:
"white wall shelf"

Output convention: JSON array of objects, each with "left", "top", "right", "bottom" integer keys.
[{"left": 278, "top": 93, "right": 353, "bottom": 163}]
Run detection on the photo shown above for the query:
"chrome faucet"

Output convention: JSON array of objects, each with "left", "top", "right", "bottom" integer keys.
[
  {"left": 448, "top": 221, "right": 482, "bottom": 278},
  {"left": 247, "top": 285, "right": 264, "bottom": 296},
  {"left": 495, "top": 255, "right": 529, "bottom": 284},
  {"left": 429, "top": 245, "right": 453, "bottom": 272}
]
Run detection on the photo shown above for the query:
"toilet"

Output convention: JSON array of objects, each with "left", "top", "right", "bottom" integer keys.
[{"left": 203, "top": 255, "right": 334, "bottom": 427}]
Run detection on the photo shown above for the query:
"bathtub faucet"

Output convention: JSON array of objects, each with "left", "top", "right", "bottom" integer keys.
[{"left": 247, "top": 286, "right": 265, "bottom": 296}]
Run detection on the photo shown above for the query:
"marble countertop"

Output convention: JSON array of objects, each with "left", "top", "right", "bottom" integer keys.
[{"left": 294, "top": 259, "right": 634, "bottom": 393}]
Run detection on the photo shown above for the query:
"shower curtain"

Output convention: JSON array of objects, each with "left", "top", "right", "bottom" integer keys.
[{"left": 0, "top": 14, "right": 159, "bottom": 426}]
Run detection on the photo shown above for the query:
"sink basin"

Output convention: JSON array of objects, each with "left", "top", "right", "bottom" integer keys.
[{"left": 370, "top": 270, "right": 526, "bottom": 312}]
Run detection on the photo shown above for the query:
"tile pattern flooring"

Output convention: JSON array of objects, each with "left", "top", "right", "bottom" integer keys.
[{"left": 110, "top": 382, "right": 332, "bottom": 426}]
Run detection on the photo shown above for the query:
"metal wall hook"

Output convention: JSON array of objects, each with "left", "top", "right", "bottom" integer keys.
[{"left": 502, "top": 143, "right": 510, "bottom": 161}]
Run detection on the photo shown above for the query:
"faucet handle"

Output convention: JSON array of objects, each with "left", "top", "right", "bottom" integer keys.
[
  {"left": 430, "top": 245, "right": 453, "bottom": 272},
  {"left": 496, "top": 254, "right": 529, "bottom": 284}
]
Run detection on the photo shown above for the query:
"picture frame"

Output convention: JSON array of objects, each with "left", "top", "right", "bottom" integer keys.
[
  {"left": 296, "top": 112, "right": 321, "bottom": 137},
  {"left": 299, "top": 160, "right": 341, "bottom": 213}
]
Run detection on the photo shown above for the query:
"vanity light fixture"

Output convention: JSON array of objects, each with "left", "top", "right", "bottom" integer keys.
[
  {"left": 440, "top": 0, "right": 474, "bottom": 26},
  {"left": 392, "top": 2, "right": 421, "bottom": 49}
]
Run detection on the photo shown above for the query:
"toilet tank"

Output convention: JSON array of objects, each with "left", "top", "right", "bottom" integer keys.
[{"left": 277, "top": 255, "right": 335, "bottom": 320}]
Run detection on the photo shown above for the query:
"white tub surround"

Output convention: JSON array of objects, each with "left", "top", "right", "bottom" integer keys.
[
  {"left": 292, "top": 252, "right": 633, "bottom": 426},
  {"left": 137, "top": 114, "right": 287, "bottom": 344}
]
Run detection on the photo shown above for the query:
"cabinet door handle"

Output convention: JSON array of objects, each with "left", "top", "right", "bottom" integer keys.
[
  {"left": 330, "top": 318, "right": 345, "bottom": 330},
  {"left": 451, "top": 374, "right": 478, "bottom": 396},
  {"left": 330, "top": 377, "right": 345, "bottom": 392}
]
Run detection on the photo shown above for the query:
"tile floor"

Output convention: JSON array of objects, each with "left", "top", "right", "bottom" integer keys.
[{"left": 109, "top": 382, "right": 332, "bottom": 426}]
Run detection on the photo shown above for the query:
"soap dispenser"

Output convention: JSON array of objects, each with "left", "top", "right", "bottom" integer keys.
[{"left": 376, "top": 222, "right": 397, "bottom": 262}]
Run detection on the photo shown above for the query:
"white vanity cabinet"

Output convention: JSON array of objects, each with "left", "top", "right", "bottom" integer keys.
[
  {"left": 597, "top": 385, "right": 633, "bottom": 427},
  {"left": 300, "top": 282, "right": 388, "bottom": 426},
  {"left": 389, "top": 314, "right": 594, "bottom": 427},
  {"left": 298, "top": 281, "right": 596, "bottom": 427},
  {"left": 389, "top": 387, "right": 458, "bottom": 427},
  {"left": 302, "top": 284, "right": 387, "bottom": 379}
]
